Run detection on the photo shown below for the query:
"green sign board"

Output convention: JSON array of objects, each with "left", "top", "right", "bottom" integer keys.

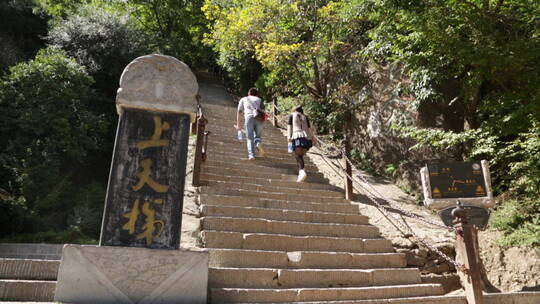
[{"left": 427, "top": 161, "right": 487, "bottom": 199}]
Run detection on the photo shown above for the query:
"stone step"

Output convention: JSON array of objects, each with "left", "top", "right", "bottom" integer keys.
[
  {"left": 208, "top": 138, "right": 287, "bottom": 151},
  {"left": 208, "top": 148, "right": 295, "bottom": 161},
  {"left": 230, "top": 292, "right": 540, "bottom": 304},
  {"left": 207, "top": 148, "right": 316, "bottom": 165},
  {"left": 201, "top": 173, "right": 340, "bottom": 191},
  {"left": 201, "top": 186, "right": 349, "bottom": 204},
  {"left": 203, "top": 180, "right": 344, "bottom": 198},
  {"left": 206, "top": 154, "right": 319, "bottom": 172},
  {"left": 201, "top": 217, "right": 380, "bottom": 239},
  {"left": 0, "top": 259, "right": 59, "bottom": 280},
  {"left": 203, "top": 165, "right": 328, "bottom": 183},
  {"left": 209, "top": 267, "right": 421, "bottom": 289},
  {"left": 205, "top": 129, "right": 287, "bottom": 144},
  {"left": 208, "top": 137, "right": 287, "bottom": 149},
  {"left": 199, "top": 194, "right": 359, "bottom": 214},
  {"left": 207, "top": 140, "right": 298, "bottom": 158},
  {"left": 211, "top": 284, "right": 445, "bottom": 303},
  {"left": 0, "top": 279, "right": 55, "bottom": 301},
  {"left": 201, "top": 205, "right": 369, "bottom": 225},
  {"left": 207, "top": 124, "right": 285, "bottom": 136},
  {"left": 204, "top": 159, "right": 318, "bottom": 176},
  {"left": 205, "top": 121, "right": 282, "bottom": 132},
  {"left": 0, "top": 244, "right": 63, "bottom": 260},
  {"left": 208, "top": 249, "right": 406, "bottom": 269},
  {"left": 201, "top": 231, "right": 393, "bottom": 253}
]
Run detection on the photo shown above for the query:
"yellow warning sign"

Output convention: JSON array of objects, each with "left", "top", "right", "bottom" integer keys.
[
  {"left": 433, "top": 187, "right": 442, "bottom": 198},
  {"left": 476, "top": 185, "right": 486, "bottom": 196}
]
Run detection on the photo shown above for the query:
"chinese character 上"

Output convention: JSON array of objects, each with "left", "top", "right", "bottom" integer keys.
[{"left": 136, "top": 116, "right": 171, "bottom": 150}]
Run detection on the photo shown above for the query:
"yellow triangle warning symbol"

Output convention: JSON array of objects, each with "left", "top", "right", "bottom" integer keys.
[
  {"left": 433, "top": 187, "right": 442, "bottom": 198},
  {"left": 476, "top": 185, "right": 486, "bottom": 196}
]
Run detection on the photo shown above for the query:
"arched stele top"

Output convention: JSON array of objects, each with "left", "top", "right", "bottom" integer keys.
[{"left": 116, "top": 54, "right": 199, "bottom": 122}]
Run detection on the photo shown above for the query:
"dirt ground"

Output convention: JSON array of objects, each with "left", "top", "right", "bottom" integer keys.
[{"left": 181, "top": 79, "right": 540, "bottom": 293}]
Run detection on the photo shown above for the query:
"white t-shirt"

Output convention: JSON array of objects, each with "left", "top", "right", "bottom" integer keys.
[{"left": 237, "top": 95, "right": 263, "bottom": 117}]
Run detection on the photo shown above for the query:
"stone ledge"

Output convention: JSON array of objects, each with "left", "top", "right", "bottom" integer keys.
[
  {"left": 54, "top": 244, "right": 208, "bottom": 304},
  {"left": 0, "top": 243, "right": 63, "bottom": 260}
]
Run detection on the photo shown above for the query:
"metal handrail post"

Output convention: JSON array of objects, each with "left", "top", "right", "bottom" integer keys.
[
  {"left": 202, "top": 131, "right": 211, "bottom": 162},
  {"left": 343, "top": 145, "right": 353, "bottom": 200},
  {"left": 453, "top": 205, "right": 485, "bottom": 304},
  {"left": 192, "top": 113, "right": 207, "bottom": 187},
  {"left": 272, "top": 98, "right": 278, "bottom": 127}
]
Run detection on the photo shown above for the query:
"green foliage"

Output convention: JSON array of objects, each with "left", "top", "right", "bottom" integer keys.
[
  {"left": 47, "top": 4, "right": 149, "bottom": 97},
  {"left": 0, "top": 47, "right": 107, "bottom": 241},
  {"left": 384, "top": 163, "right": 397, "bottom": 177},
  {"left": 275, "top": 96, "right": 300, "bottom": 115},
  {"left": 123, "top": 0, "right": 214, "bottom": 67},
  {"left": 396, "top": 126, "right": 477, "bottom": 152},
  {"left": 0, "top": 0, "right": 49, "bottom": 71},
  {"left": 33, "top": 0, "right": 87, "bottom": 17},
  {"left": 491, "top": 198, "right": 540, "bottom": 248},
  {"left": 0, "top": 228, "right": 98, "bottom": 244},
  {"left": 203, "top": 0, "right": 373, "bottom": 134}
]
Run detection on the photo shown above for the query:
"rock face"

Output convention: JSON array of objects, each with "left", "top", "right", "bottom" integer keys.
[
  {"left": 341, "top": 63, "right": 540, "bottom": 293},
  {"left": 480, "top": 230, "right": 540, "bottom": 292},
  {"left": 351, "top": 64, "right": 460, "bottom": 199}
]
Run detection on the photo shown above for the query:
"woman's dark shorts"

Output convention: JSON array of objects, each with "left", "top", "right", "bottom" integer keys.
[{"left": 292, "top": 137, "right": 312, "bottom": 150}]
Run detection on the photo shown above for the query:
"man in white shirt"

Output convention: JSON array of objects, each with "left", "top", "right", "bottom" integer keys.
[{"left": 236, "top": 87, "right": 265, "bottom": 160}]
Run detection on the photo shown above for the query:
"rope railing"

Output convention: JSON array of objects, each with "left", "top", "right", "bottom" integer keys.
[
  {"left": 314, "top": 137, "right": 466, "bottom": 271},
  {"left": 267, "top": 100, "right": 465, "bottom": 271},
  {"left": 272, "top": 105, "right": 454, "bottom": 228},
  {"left": 310, "top": 135, "right": 466, "bottom": 271}
]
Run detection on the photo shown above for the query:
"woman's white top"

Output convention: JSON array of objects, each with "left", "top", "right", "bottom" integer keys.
[{"left": 290, "top": 112, "right": 310, "bottom": 139}]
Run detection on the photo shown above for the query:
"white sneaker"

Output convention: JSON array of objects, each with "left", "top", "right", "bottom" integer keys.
[
  {"left": 256, "top": 143, "right": 265, "bottom": 157},
  {"left": 248, "top": 155, "right": 255, "bottom": 160},
  {"left": 297, "top": 169, "right": 307, "bottom": 182}
]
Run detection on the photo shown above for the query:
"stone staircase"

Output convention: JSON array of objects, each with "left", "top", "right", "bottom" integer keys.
[
  {"left": 199, "top": 103, "right": 445, "bottom": 303},
  {"left": 0, "top": 244, "right": 60, "bottom": 301}
]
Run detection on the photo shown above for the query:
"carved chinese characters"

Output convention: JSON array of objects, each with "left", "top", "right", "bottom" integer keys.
[{"left": 100, "top": 108, "right": 190, "bottom": 249}]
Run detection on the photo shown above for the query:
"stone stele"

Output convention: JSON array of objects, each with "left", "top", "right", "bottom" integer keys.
[
  {"left": 116, "top": 54, "right": 199, "bottom": 122},
  {"left": 54, "top": 245, "right": 208, "bottom": 304}
]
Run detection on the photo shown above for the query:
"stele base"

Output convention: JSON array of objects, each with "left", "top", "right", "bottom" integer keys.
[{"left": 54, "top": 244, "right": 208, "bottom": 304}]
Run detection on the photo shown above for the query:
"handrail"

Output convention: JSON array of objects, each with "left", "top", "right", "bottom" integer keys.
[
  {"left": 313, "top": 134, "right": 498, "bottom": 302},
  {"left": 192, "top": 97, "right": 208, "bottom": 187},
  {"left": 202, "top": 131, "right": 211, "bottom": 162}
]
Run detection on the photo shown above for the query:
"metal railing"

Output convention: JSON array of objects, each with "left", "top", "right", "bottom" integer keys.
[{"left": 192, "top": 97, "right": 210, "bottom": 187}]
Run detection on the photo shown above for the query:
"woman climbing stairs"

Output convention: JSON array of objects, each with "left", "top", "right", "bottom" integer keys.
[{"left": 197, "top": 90, "right": 445, "bottom": 303}]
